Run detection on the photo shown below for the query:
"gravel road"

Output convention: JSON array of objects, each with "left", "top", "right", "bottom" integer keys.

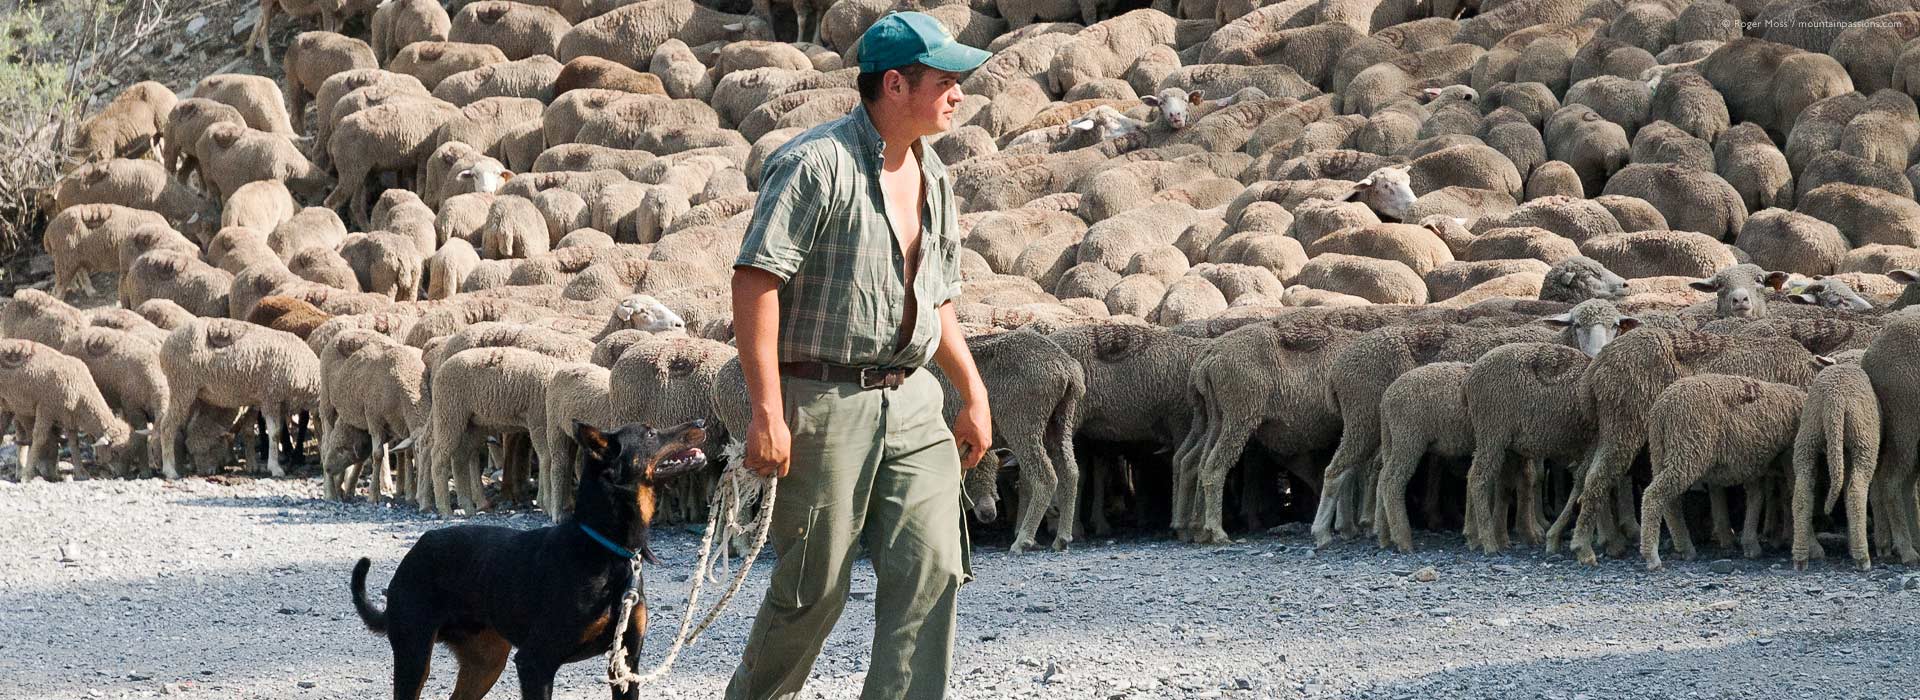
[{"left": 2, "top": 476, "right": 1917, "bottom": 700}]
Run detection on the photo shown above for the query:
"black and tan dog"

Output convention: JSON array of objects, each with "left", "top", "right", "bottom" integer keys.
[{"left": 350, "top": 419, "right": 709, "bottom": 700}]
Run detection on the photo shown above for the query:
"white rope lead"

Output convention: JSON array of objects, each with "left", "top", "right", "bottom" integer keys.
[{"left": 607, "top": 459, "right": 777, "bottom": 691}]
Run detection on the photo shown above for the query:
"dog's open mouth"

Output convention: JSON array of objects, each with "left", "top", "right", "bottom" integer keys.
[{"left": 655, "top": 447, "right": 706, "bottom": 473}]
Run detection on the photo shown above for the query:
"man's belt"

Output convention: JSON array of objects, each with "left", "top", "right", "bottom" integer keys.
[{"left": 779, "top": 361, "right": 911, "bottom": 390}]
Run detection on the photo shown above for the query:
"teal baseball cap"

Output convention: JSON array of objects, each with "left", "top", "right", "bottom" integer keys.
[{"left": 857, "top": 11, "right": 991, "bottom": 74}]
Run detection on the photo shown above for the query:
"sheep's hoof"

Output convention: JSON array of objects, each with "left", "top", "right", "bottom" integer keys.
[
  {"left": 1792, "top": 559, "right": 1808, "bottom": 572},
  {"left": 1050, "top": 538, "right": 1069, "bottom": 552},
  {"left": 1855, "top": 559, "right": 1872, "bottom": 572},
  {"left": 1195, "top": 527, "right": 1231, "bottom": 545},
  {"left": 1310, "top": 529, "right": 1334, "bottom": 549},
  {"left": 1644, "top": 560, "right": 1663, "bottom": 572},
  {"left": 1574, "top": 548, "right": 1599, "bottom": 567},
  {"left": 1008, "top": 540, "right": 1033, "bottom": 555}
]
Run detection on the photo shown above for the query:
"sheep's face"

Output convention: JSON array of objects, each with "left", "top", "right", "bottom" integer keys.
[
  {"left": 1141, "top": 88, "right": 1204, "bottom": 129},
  {"left": 1551, "top": 258, "right": 1629, "bottom": 302},
  {"left": 455, "top": 161, "right": 512, "bottom": 196},
  {"left": 1344, "top": 165, "right": 1415, "bottom": 221},
  {"left": 963, "top": 448, "right": 1011, "bottom": 524},
  {"left": 1066, "top": 106, "right": 1142, "bottom": 140},
  {"left": 1789, "top": 279, "right": 1874, "bottom": 311},
  {"left": 719, "top": 16, "right": 775, "bottom": 41},
  {"left": 613, "top": 295, "right": 686, "bottom": 334},
  {"left": 1543, "top": 299, "right": 1639, "bottom": 357},
  {"left": 1691, "top": 265, "right": 1789, "bottom": 319}
]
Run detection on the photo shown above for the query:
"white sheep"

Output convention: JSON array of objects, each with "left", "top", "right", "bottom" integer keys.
[
  {"left": 156, "top": 319, "right": 322, "bottom": 480},
  {"left": 0, "top": 339, "right": 132, "bottom": 481}
]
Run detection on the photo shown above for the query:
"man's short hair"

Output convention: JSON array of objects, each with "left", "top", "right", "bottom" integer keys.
[{"left": 857, "top": 63, "right": 933, "bottom": 102}]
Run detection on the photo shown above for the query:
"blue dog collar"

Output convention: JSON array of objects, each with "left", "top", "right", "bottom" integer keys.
[{"left": 579, "top": 523, "right": 638, "bottom": 560}]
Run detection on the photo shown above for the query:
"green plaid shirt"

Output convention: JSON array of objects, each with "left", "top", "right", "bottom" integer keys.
[{"left": 734, "top": 104, "right": 964, "bottom": 369}]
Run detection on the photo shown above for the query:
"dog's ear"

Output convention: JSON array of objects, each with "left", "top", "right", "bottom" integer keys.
[{"left": 573, "top": 420, "right": 611, "bottom": 462}]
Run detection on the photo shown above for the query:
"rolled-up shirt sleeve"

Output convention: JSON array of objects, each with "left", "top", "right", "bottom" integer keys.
[{"left": 734, "top": 153, "right": 826, "bottom": 282}]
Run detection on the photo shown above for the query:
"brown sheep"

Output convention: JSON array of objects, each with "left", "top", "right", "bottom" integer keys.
[
  {"left": 70, "top": 81, "right": 177, "bottom": 163},
  {"left": 554, "top": 55, "right": 668, "bottom": 97}
]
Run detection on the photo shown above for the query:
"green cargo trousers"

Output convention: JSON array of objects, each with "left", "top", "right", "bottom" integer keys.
[{"left": 725, "top": 367, "right": 974, "bottom": 700}]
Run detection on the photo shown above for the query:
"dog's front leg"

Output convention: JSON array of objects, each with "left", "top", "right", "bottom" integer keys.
[
  {"left": 613, "top": 605, "right": 648, "bottom": 700},
  {"left": 513, "top": 653, "right": 561, "bottom": 700}
]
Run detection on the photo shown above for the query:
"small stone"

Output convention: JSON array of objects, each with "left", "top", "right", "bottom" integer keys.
[
  {"left": 28, "top": 254, "right": 54, "bottom": 276},
  {"left": 232, "top": 10, "right": 259, "bottom": 36},
  {"left": 1903, "top": 575, "right": 1920, "bottom": 591},
  {"left": 849, "top": 589, "right": 873, "bottom": 601},
  {"left": 1024, "top": 603, "right": 1053, "bottom": 613},
  {"left": 297, "top": 680, "right": 317, "bottom": 689},
  {"left": 1426, "top": 607, "right": 1452, "bottom": 617},
  {"left": 1708, "top": 559, "right": 1736, "bottom": 574},
  {"left": 1490, "top": 564, "right": 1517, "bottom": 573},
  {"left": 1702, "top": 600, "right": 1739, "bottom": 612},
  {"left": 186, "top": 15, "right": 208, "bottom": 33},
  {"left": 1410, "top": 567, "right": 1438, "bottom": 583},
  {"left": 1756, "top": 638, "right": 1774, "bottom": 646},
  {"left": 1573, "top": 694, "right": 1593, "bottom": 700},
  {"left": 127, "top": 671, "right": 152, "bottom": 681},
  {"left": 1234, "top": 677, "right": 1252, "bottom": 690},
  {"left": 57, "top": 543, "right": 81, "bottom": 563}
]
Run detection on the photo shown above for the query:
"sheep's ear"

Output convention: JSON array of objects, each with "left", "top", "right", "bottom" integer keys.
[
  {"left": 1140, "top": 95, "right": 1161, "bottom": 107},
  {"left": 500, "top": 170, "right": 514, "bottom": 181},
  {"left": 722, "top": 22, "right": 743, "bottom": 31},
  {"left": 1188, "top": 90, "right": 1203, "bottom": 104},
  {"left": 1891, "top": 269, "right": 1920, "bottom": 284},
  {"left": 1068, "top": 116, "right": 1097, "bottom": 131},
  {"left": 1815, "top": 355, "right": 1837, "bottom": 367},
  {"left": 1788, "top": 292, "right": 1818, "bottom": 305},
  {"left": 573, "top": 420, "right": 611, "bottom": 461},
  {"left": 1687, "top": 278, "right": 1720, "bottom": 293},
  {"left": 1763, "top": 271, "right": 1791, "bottom": 290},
  {"left": 1617, "top": 316, "right": 1641, "bottom": 333},
  {"left": 455, "top": 168, "right": 474, "bottom": 180},
  {"left": 1540, "top": 312, "right": 1574, "bottom": 328}
]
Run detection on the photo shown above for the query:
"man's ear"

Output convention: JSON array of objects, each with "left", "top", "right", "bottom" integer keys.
[{"left": 573, "top": 420, "right": 611, "bottom": 462}]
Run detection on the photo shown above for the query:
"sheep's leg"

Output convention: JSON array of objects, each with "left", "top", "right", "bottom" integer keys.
[
  {"left": 1374, "top": 428, "right": 1424, "bottom": 553},
  {"left": 1894, "top": 466, "right": 1920, "bottom": 565},
  {"left": 263, "top": 409, "right": 287, "bottom": 478},
  {"left": 1638, "top": 472, "right": 1687, "bottom": 571},
  {"left": 25, "top": 416, "right": 58, "bottom": 483},
  {"left": 156, "top": 393, "right": 195, "bottom": 480},
  {"left": 1741, "top": 481, "right": 1767, "bottom": 559},
  {"left": 428, "top": 413, "right": 464, "bottom": 517},
  {"left": 1085, "top": 456, "right": 1111, "bottom": 538},
  {"left": 1167, "top": 394, "right": 1214, "bottom": 541},
  {"left": 1464, "top": 443, "right": 1506, "bottom": 553},
  {"left": 1792, "top": 447, "right": 1821, "bottom": 569},
  {"left": 1613, "top": 468, "right": 1640, "bottom": 541},
  {"left": 370, "top": 428, "right": 391, "bottom": 504},
  {"left": 1517, "top": 457, "right": 1545, "bottom": 546},
  {"left": 249, "top": 0, "right": 276, "bottom": 63},
  {"left": 1009, "top": 439, "right": 1058, "bottom": 555},
  {"left": 1846, "top": 438, "right": 1879, "bottom": 570},
  {"left": 1191, "top": 412, "right": 1255, "bottom": 545},
  {"left": 1313, "top": 432, "right": 1376, "bottom": 547},
  {"left": 1568, "top": 438, "right": 1630, "bottom": 565},
  {"left": 1049, "top": 423, "right": 1082, "bottom": 552},
  {"left": 1708, "top": 486, "right": 1736, "bottom": 551},
  {"left": 321, "top": 426, "right": 347, "bottom": 500}
]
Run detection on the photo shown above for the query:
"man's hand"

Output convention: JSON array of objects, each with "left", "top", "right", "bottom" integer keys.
[
  {"left": 953, "top": 400, "right": 991, "bottom": 470},
  {"left": 744, "top": 411, "right": 793, "bottom": 478}
]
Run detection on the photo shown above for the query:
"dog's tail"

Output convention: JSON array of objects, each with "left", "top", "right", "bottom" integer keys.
[{"left": 349, "top": 558, "right": 389, "bottom": 635}]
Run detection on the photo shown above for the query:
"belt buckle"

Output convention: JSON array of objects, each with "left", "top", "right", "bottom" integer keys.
[{"left": 860, "top": 367, "right": 902, "bottom": 390}]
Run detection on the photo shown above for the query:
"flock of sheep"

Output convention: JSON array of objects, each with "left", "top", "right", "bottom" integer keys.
[{"left": 17, "top": 0, "right": 1920, "bottom": 573}]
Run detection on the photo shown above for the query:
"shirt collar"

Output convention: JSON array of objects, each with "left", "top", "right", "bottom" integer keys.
[{"left": 849, "top": 103, "right": 947, "bottom": 181}]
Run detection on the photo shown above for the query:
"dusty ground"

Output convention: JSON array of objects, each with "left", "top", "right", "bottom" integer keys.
[{"left": 2, "top": 476, "right": 1917, "bottom": 700}]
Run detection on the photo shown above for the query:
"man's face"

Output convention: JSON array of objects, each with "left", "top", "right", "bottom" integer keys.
[{"left": 896, "top": 68, "right": 966, "bottom": 135}]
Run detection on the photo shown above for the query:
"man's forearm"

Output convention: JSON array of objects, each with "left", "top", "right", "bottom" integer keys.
[
  {"left": 732, "top": 267, "right": 785, "bottom": 418},
  {"left": 931, "top": 302, "right": 987, "bottom": 406}
]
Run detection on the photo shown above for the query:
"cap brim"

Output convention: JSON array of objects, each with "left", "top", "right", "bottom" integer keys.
[{"left": 919, "top": 42, "right": 991, "bottom": 72}]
